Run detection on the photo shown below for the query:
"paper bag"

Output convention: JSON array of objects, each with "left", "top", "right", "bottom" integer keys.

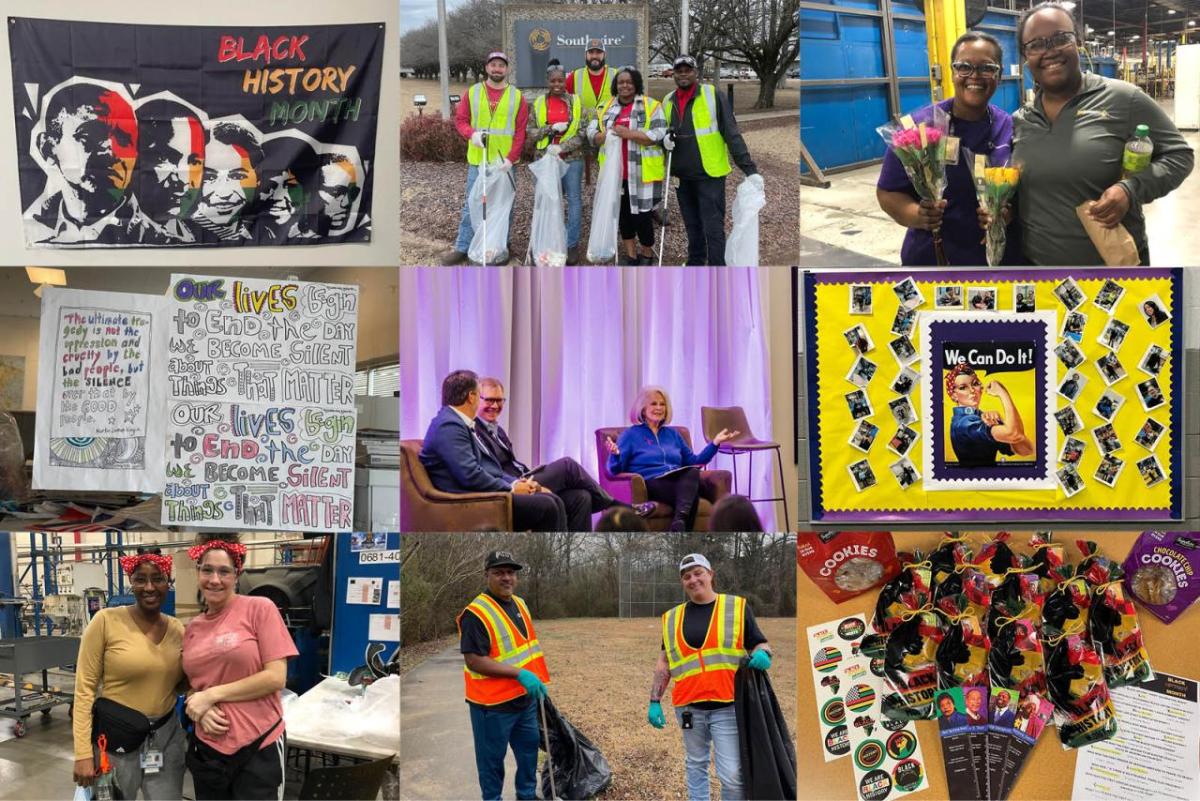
[{"left": 1075, "top": 202, "right": 1138, "bottom": 266}]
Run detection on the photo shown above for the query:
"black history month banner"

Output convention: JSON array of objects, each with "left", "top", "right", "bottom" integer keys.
[{"left": 9, "top": 17, "right": 382, "bottom": 248}]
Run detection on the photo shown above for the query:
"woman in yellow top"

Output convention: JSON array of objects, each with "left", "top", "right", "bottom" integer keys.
[{"left": 72, "top": 547, "right": 193, "bottom": 799}]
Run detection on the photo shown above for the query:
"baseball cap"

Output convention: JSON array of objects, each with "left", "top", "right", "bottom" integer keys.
[
  {"left": 486, "top": 51, "right": 509, "bottom": 65},
  {"left": 673, "top": 54, "right": 698, "bottom": 69},
  {"left": 484, "top": 550, "right": 523, "bottom": 571},
  {"left": 679, "top": 553, "right": 712, "bottom": 573},
  {"left": 586, "top": 39, "right": 606, "bottom": 53}
]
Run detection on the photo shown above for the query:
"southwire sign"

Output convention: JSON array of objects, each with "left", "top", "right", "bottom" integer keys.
[{"left": 511, "top": 19, "right": 640, "bottom": 87}]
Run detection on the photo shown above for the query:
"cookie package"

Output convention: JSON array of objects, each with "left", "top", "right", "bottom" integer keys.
[
  {"left": 1122, "top": 531, "right": 1200, "bottom": 624},
  {"left": 798, "top": 532, "right": 902, "bottom": 603}
]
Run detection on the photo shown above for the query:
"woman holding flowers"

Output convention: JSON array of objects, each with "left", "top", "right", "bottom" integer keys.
[
  {"left": 876, "top": 31, "right": 1016, "bottom": 265},
  {"left": 1011, "top": 2, "right": 1193, "bottom": 265}
]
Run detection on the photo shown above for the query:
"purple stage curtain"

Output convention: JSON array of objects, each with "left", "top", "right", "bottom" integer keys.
[{"left": 400, "top": 266, "right": 777, "bottom": 530}]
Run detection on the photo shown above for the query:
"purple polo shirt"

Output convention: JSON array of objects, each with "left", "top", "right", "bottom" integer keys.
[{"left": 877, "top": 99, "right": 1017, "bottom": 266}]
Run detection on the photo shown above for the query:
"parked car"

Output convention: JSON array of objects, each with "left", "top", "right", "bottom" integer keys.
[
  {"left": 650, "top": 63, "right": 673, "bottom": 78},
  {"left": 737, "top": 67, "right": 754, "bottom": 79},
  {"left": 719, "top": 67, "right": 737, "bottom": 79}
]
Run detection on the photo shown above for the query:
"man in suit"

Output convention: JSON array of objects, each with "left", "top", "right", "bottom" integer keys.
[
  {"left": 475, "top": 377, "right": 652, "bottom": 531},
  {"left": 991, "top": 690, "right": 1015, "bottom": 729},
  {"left": 419, "top": 370, "right": 567, "bottom": 531}
]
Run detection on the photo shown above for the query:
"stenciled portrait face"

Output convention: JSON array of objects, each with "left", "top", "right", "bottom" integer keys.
[
  {"left": 138, "top": 114, "right": 204, "bottom": 222},
  {"left": 261, "top": 169, "right": 301, "bottom": 226},
  {"left": 317, "top": 158, "right": 358, "bottom": 229},
  {"left": 193, "top": 137, "right": 257, "bottom": 227},
  {"left": 41, "top": 89, "right": 138, "bottom": 216}
]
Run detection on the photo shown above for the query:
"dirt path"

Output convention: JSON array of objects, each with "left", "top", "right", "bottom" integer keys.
[{"left": 400, "top": 617, "right": 796, "bottom": 800}]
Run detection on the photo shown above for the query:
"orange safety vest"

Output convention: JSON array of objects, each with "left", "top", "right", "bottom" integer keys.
[
  {"left": 662, "top": 593, "right": 746, "bottom": 706},
  {"left": 456, "top": 593, "right": 550, "bottom": 706}
]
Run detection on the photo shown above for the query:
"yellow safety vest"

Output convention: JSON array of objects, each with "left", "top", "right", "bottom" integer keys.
[
  {"left": 664, "top": 83, "right": 733, "bottom": 178},
  {"left": 533, "top": 93, "right": 582, "bottom": 150},
  {"left": 456, "top": 593, "right": 551, "bottom": 706},
  {"left": 662, "top": 593, "right": 746, "bottom": 706},
  {"left": 467, "top": 83, "right": 520, "bottom": 166},
  {"left": 596, "top": 96, "right": 665, "bottom": 183},
  {"left": 572, "top": 67, "right": 616, "bottom": 114}
]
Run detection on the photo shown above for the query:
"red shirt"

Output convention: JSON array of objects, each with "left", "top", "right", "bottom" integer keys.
[
  {"left": 545, "top": 95, "right": 569, "bottom": 143},
  {"left": 454, "top": 83, "right": 529, "bottom": 163},
  {"left": 614, "top": 101, "right": 633, "bottom": 180},
  {"left": 673, "top": 83, "right": 698, "bottom": 119},
  {"left": 182, "top": 595, "right": 299, "bottom": 755},
  {"left": 566, "top": 70, "right": 607, "bottom": 102}
]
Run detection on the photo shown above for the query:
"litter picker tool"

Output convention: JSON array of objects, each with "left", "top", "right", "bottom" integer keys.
[
  {"left": 480, "top": 131, "right": 489, "bottom": 267},
  {"left": 657, "top": 125, "right": 677, "bottom": 266}
]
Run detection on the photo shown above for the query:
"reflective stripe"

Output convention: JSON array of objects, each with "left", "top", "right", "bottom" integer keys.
[
  {"left": 469, "top": 596, "right": 516, "bottom": 655},
  {"left": 694, "top": 85, "right": 721, "bottom": 136},
  {"left": 534, "top": 93, "right": 581, "bottom": 150}
]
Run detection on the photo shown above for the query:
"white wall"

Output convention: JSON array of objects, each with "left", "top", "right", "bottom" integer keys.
[{"left": 0, "top": 0, "right": 399, "bottom": 266}]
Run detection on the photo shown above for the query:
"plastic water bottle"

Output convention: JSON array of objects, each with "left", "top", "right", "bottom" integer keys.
[{"left": 1122, "top": 124, "right": 1153, "bottom": 178}]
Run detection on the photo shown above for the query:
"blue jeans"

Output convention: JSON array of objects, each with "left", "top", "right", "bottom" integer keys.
[
  {"left": 676, "top": 704, "right": 743, "bottom": 801},
  {"left": 454, "top": 163, "right": 519, "bottom": 255},
  {"left": 562, "top": 159, "right": 583, "bottom": 249},
  {"left": 468, "top": 702, "right": 540, "bottom": 801}
]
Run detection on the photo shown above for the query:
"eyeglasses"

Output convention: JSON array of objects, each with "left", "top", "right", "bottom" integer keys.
[
  {"left": 131, "top": 575, "right": 168, "bottom": 587},
  {"left": 1023, "top": 30, "right": 1077, "bottom": 56},
  {"left": 951, "top": 61, "right": 1002, "bottom": 78},
  {"left": 480, "top": 396, "right": 506, "bottom": 406},
  {"left": 199, "top": 566, "right": 237, "bottom": 580}
]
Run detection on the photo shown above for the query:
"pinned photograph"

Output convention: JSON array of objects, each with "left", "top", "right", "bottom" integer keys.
[
  {"left": 1094, "top": 454, "right": 1125, "bottom": 488},
  {"left": 1052, "top": 277, "right": 1086, "bottom": 311},
  {"left": 889, "top": 457, "right": 921, "bottom": 490},
  {"left": 848, "top": 458, "right": 878, "bottom": 491},
  {"left": 967, "top": 286, "right": 998, "bottom": 311},
  {"left": 1095, "top": 351, "right": 1127, "bottom": 386},
  {"left": 1092, "top": 388, "right": 1126, "bottom": 422},
  {"left": 935, "top": 285, "right": 964, "bottom": 310},
  {"left": 892, "top": 276, "right": 925, "bottom": 309},
  {"left": 1056, "top": 370, "right": 1089, "bottom": 403},
  {"left": 889, "top": 335, "right": 919, "bottom": 366},
  {"left": 1054, "top": 406, "right": 1084, "bottom": 437},
  {"left": 849, "top": 419, "right": 880, "bottom": 453},
  {"left": 1092, "top": 279, "right": 1125, "bottom": 314},
  {"left": 845, "top": 389, "right": 874, "bottom": 421},
  {"left": 1133, "top": 417, "right": 1166, "bottom": 451},
  {"left": 1136, "top": 454, "right": 1165, "bottom": 488},
  {"left": 1138, "top": 343, "right": 1169, "bottom": 376},
  {"left": 1054, "top": 339, "right": 1086, "bottom": 370},
  {"left": 1135, "top": 377, "right": 1166, "bottom": 411},
  {"left": 1140, "top": 294, "right": 1171, "bottom": 329},
  {"left": 846, "top": 355, "right": 879, "bottom": 388},
  {"left": 887, "top": 425, "right": 920, "bottom": 457},
  {"left": 1092, "top": 422, "right": 1123, "bottom": 455},
  {"left": 1013, "top": 284, "right": 1036, "bottom": 314},
  {"left": 891, "top": 305, "right": 918, "bottom": 337},
  {"left": 1097, "top": 318, "right": 1130, "bottom": 352},
  {"left": 843, "top": 324, "right": 876, "bottom": 354},
  {"left": 1059, "top": 436, "right": 1086, "bottom": 466},
  {"left": 1060, "top": 310, "right": 1087, "bottom": 343},
  {"left": 1056, "top": 464, "right": 1085, "bottom": 498},
  {"left": 888, "top": 396, "right": 919, "bottom": 426},
  {"left": 890, "top": 366, "right": 920, "bottom": 396},
  {"left": 850, "top": 284, "right": 874, "bottom": 315}
]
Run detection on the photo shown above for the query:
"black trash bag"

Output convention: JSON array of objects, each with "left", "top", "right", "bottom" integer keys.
[
  {"left": 537, "top": 696, "right": 613, "bottom": 800},
  {"left": 734, "top": 664, "right": 797, "bottom": 801}
]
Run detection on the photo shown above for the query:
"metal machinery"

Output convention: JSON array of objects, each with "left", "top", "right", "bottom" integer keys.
[{"left": 238, "top": 554, "right": 328, "bottom": 695}]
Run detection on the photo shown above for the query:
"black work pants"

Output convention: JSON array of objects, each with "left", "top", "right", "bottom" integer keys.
[
  {"left": 187, "top": 732, "right": 286, "bottom": 801},
  {"left": 645, "top": 466, "right": 702, "bottom": 531},
  {"left": 511, "top": 492, "right": 568, "bottom": 532},
  {"left": 619, "top": 182, "right": 656, "bottom": 246},
  {"left": 676, "top": 175, "right": 727, "bottom": 265}
]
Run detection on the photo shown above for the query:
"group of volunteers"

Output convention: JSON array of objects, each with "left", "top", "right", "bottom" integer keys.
[
  {"left": 458, "top": 549, "right": 774, "bottom": 801},
  {"left": 72, "top": 535, "right": 298, "bottom": 800},
  {"left": 440, "top": 38, "right": 761, "bottom": 266},
  {"left": 876, "top": 1, "right": 1194, "bottom": 266}
]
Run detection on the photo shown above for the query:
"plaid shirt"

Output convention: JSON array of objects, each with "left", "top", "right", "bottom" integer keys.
[{"left": 589, "top": 95, "right": 666, "bottom": 213}]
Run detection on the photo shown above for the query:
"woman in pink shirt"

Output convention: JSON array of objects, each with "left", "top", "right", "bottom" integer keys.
[{"left": 181, "top": 535, "right": 298, "bottom": 800}]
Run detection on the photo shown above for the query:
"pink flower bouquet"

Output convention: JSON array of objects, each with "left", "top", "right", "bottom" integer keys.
[{"left": 878, "top": 106, "right": 951, "bottom": 264}]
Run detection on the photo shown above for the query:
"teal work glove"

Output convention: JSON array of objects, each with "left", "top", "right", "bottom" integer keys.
[
  {"left": 748, "top": 650, "right": 771, "bottom": 671},
  {"left": 516, "top": 669, "right": 547, "bottom": 701},
  {"left": 648, "top": 700, "right": 666, "bottom": 729}
]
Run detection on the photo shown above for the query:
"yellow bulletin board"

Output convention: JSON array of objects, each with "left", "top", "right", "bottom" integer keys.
[{"left": 801, "top": 269, "right": 1184, "bottom": 523}]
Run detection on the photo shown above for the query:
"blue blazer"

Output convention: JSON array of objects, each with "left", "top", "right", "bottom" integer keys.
[{"left": 418, "top": 406, "right": 511, "bottom": 493}]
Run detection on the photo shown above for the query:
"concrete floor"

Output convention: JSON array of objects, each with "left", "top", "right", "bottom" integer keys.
[{"left": 801, "top": 98, "right": 1200, "bottom": 267}]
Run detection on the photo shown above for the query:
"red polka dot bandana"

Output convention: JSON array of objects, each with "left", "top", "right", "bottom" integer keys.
[
  {"left": 187, "top": 540, "right": 247, "bottom": 571},
  {"left": 119, "top": 553, "right": 173, "bottom": 579}
]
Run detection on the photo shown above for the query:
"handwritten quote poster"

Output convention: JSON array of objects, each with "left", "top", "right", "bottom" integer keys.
[
  {"left": 34, "top": 288, "right": 167, "bottom": 492},
  {"left": 162, "top": 275, "right": 359, "bottom": 531}
]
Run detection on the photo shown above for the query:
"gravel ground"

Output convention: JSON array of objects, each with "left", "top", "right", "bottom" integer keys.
[{"left": 400, "top": 118, "right": 799, "bottom": 266}]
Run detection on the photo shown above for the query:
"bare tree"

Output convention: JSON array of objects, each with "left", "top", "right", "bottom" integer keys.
[
  {"left": 724, "top": 0, "right": 800, "bottom": 108},
  {"left": 650, "top": 0, "right": 739, "bottom": 81}
]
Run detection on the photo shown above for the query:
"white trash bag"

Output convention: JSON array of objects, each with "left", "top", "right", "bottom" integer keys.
[
  {"left": 528, "top": 154, "right": 569, "bottom": 266},
  {"left": 587, "top": 134, "right": 623, "bottom": 263},
  {"left": 467, "top": 161, "right": 516, "bottom": 265},
  {"left": 724, "top": 176, "right": 766, "bottom": 266}
]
